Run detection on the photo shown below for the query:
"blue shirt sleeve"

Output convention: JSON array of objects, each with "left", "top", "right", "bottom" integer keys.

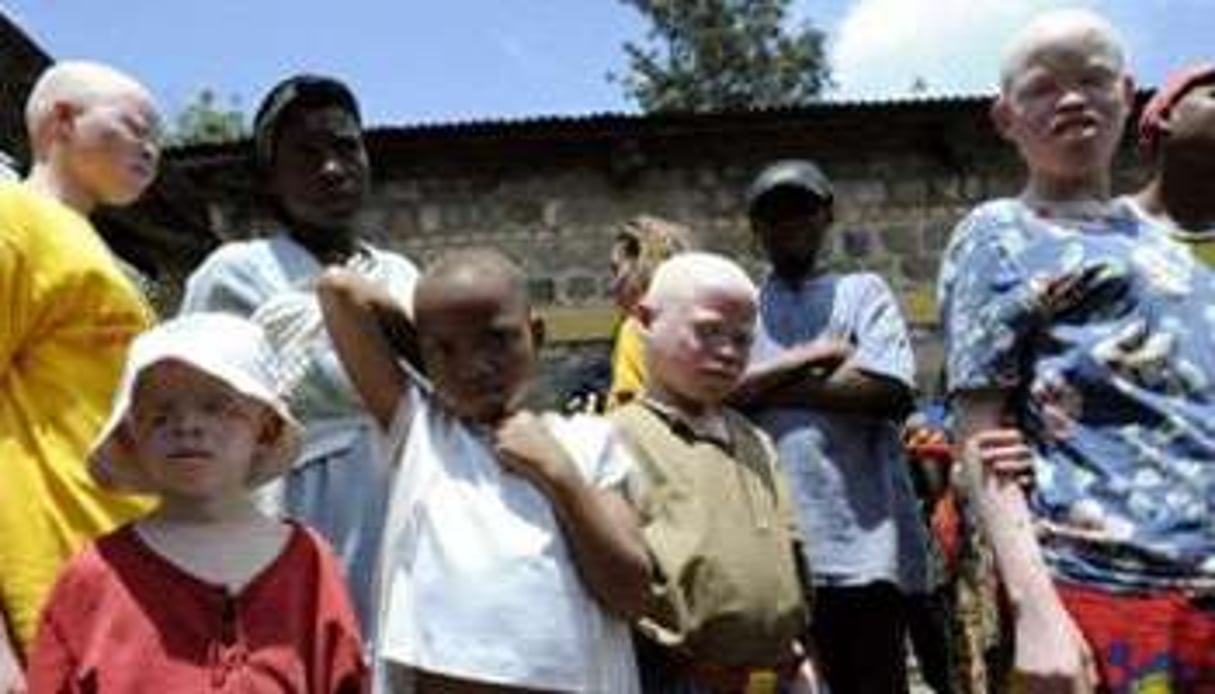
[
  {"left": 846, "top": 272, "right": 917, "bottom": 390},
  {"left": 941, "top": 207, "right": 1040, "bottom": 395}
]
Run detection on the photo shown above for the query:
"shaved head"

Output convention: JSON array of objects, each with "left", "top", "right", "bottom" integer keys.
[
  {"left": 415, "top": 247, "right": 530, "bottom": 316},
  {"left": 642, "top": 252, "right": 757, "bottom": 314},
  {"left": 412, "top": 248, "right": 540, "bottom": 423},
  {"left": 1000, "top": 9, "right": 1125, "bottom": 94},
  {"left": 25, "top": 61, "right": 156, "bottom": 157}
]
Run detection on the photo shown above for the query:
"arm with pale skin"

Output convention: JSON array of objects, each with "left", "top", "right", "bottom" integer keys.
[
  {"left": 316, "top": 268, "right": 413, "bottom": 432},
  {"left": 494, "top": 412, "right": 652, "bottom": 619},
  {"left": 954, "top": 391, "right": 1096, "bottom": 693},
  {"left": 0, "top": 624, "right": 25, "bottom": 694}
]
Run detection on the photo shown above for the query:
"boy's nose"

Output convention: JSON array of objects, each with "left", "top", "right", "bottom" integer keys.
[
  {"left": 1057, "top": 87, "right": 1090, "bottom": 109},
  {"left": 319, "top": 156, "right": 350, "bottom": 182},
  {"left": 167, "top": 409, "right": 207, "bottom": 435}
]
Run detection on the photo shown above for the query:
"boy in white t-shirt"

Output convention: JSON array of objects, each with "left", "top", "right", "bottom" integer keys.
[{"left": 318, "top": 248, "right": 649, "bottom": 693}]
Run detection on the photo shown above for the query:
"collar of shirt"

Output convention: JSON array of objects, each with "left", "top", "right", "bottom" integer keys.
[{"left": 640, "top": 397, "right": 733, "bottom": 450}]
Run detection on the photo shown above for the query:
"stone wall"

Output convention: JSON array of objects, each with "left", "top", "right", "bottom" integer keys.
[{"left": 171, "top": 100, "right": 1150, "bottom": 403}]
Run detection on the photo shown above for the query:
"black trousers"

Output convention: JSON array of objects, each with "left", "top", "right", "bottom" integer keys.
[{"left": 811, "top": 582, "right": 910, "bottom": 694}]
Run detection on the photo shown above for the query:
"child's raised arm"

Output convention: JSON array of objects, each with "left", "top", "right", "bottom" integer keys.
[{"left": 317, "top": 268, "right": 413, "bottom": 431}]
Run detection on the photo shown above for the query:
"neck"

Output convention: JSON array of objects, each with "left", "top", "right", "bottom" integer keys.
[
  {"left": 647, "top": 384, "right": 720, "bottom": 421},
  {"left": 1156, "top": 163, "right": 1215, "bottom": 232},
  {"left": 25, "top": 161, "right": 95, "bottom": 215},
  {"left": 290, "top": 225, "right": 357, "bottom": 265},
  {"left": 153, "top": 492, "right": 261, "bottom": 525},
  {"left": 1022, "top": 170, "right": 1110, "bottom": 205},
  {"left": 774, "top": 263, "right": 817, "bottom": 286}
]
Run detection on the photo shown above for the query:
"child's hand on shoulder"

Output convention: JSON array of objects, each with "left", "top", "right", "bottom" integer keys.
[{"left": 493, "top": 411, "right": 578, "bottom": 490}]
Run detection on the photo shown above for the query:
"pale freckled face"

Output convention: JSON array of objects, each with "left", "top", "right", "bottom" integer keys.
[
  {"left": 64, "top": 89, "right": 161, "bottom": 206},
  {"left": 127, "top": 362, "right": 272, "bottom": 501},
  {"left": 646, "top": 287, "right": 756, "bottom": 406},
  {"left": 999, "top": 30, "right": 1130, "bottom": 181}
]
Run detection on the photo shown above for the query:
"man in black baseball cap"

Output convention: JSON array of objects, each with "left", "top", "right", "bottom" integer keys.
[
  {"left": 736, "top": 159, "right": 931, "bottom": 693},
  {"left": 745, "top": 159, "right": 834, "bottom": 283}
]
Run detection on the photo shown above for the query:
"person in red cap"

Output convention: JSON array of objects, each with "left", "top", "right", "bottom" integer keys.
[{"left": 1128, "top": 63, "right": 1215, "bottom": 265}]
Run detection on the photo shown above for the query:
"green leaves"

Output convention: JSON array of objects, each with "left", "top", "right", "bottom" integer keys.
[{"left": 615, "top": 0, "right": 831, "bottom": 113}]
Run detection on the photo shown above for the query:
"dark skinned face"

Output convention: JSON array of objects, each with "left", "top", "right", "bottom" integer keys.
[
  {"left": 414, "top": 274, "right": 541, "bottom": 425},
  {"left": 269, "top": 105, "right": 369, "bottom": 251},
  {"left": 750, "top": 187, "right": 833, "bottom": 282},
  {"left": 1163, "top": 77, "right": 1215, "bottom": 162}
]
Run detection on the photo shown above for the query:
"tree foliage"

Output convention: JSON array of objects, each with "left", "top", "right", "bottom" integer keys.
[
  {"left": 166, "top": 89, "right": 248, "bottom": 146},
  {"left": 616, "top": 0, "right": 831, "bottom": 113}
]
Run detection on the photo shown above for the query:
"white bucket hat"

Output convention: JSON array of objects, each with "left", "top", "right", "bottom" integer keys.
[{"left": 90, "top": 313, "right": 303, "bottom": 494}]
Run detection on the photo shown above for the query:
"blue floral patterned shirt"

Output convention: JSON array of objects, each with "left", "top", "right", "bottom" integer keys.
[{"left": 939, "top": 198, "right": 1215, "bottom": 593}]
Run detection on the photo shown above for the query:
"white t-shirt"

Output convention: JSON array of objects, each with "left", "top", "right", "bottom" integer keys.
[{"left": 375, "top": 388, "right": 640, "bottom": 693}]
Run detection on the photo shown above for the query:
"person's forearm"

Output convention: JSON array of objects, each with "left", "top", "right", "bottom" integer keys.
[
  {"left": 956, "top": 393, "right": 1063, "bottom": 614},
  {"left": 370, "top": 296, "right": 424, "bottom": 375},
  {"left": 540, "top": 469, "right": 651, "bottom": 619},
  {"left": 758, "top": 365, "right": 913, "bottom": 419},
  {"left": 0, "top": 615, "right": 25, "bottom": 690},
  {"left": 317, "top": 270, "right": 410, "bottom": 430},
  {"left": 732, "top": 346, "right": 847, "bottom": 409}
]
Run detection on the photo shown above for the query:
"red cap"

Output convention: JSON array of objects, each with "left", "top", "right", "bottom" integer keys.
[{"left": 1138, "top": 63, "right": 1215, "bottom": 158}]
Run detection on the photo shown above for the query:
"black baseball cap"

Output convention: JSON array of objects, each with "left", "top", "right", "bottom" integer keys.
[
  {"left": 253, "top": 74, "right": 361, "bottom": 171},
  {"left": 746, "top": 160, "right": 833, "bottom": 215}
]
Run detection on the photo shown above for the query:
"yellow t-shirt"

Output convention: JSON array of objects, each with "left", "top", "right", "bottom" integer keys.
[
  {"left": 1172, "top": 233, "right": 1215, "bottom": 268},
  {"left": 0, "top": 182, "right": 155, "bottom": 650},
  {"left": 608, "top": 316, "right": 647, "bottom": 410}
]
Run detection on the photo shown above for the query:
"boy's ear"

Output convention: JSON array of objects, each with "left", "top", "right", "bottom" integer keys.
[
  {"left": 257, "top": 411, "right": 285, "bottom": 447},
  {"left": 990, "top": 96, "right": 1015, "bottom": 142},
  {"left": 635, "top": 302, "right": 656, "bottom": 330},
  {"left": 1119, "top": 74, "right": 1136, "bottom": 114},
  {"left": 113, "top": 421, "right": 140, "bottom": 459},
  {"left": 45, "top": 100, "right": 78, "bottom": 148},
  {"left": 529, "top": 312, "right": 546, "bottom": 351}
]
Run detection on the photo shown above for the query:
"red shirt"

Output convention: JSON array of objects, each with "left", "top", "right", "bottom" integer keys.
[{"left": 26, "top": 523, "right": 367, "bottom": 693}]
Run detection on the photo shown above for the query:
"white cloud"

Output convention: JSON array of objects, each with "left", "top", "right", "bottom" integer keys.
[{"left": 827, "top": 0, "right": 1098, "bottom": 100}]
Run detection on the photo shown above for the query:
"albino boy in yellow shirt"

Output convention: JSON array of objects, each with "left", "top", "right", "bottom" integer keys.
[{"left": 0, "top": 61, "right": 159, "bottom": 687}]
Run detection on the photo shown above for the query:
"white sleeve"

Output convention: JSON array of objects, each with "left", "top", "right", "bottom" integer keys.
[{"left": 548, "top": 414, "right": 636, "bottom": 490}]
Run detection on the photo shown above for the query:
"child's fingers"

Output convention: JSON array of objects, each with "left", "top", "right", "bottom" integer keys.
[{"left": 973, "top": 428, "right": 1026, "bottom": 448}]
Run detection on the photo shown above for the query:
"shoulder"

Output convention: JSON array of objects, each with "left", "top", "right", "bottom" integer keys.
[
  {"left": 608, "top": 401, "right": 662, "bottom": 439},
  {"left": 192, "top": 237, "right": 279, "bottom": 275},
  {"left": 287, "top": 522, "right": 343, "bottom": 570},
  {"left": 42, "top": 529, "right": 135, "bottom": 616},
  {"left": 0, "top": 184, "right": 65, "bottom": 247},
  {"left": 544, "top": 412, "right": 629, "bottom": 482},
  {"left": 948, "top": 198, "right": 1032, "bottom": 251},
  {"left": 366, "top": 243, "right": 420, "bottom": 273},
  {"left": 838, "top": 271, "right": 896, "bottom": 300},
  {"left": 724, "top": 409, "right": 778, "bottom": 460}
]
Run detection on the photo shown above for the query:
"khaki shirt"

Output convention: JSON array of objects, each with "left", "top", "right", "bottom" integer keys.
[{"left": 612, "top": 402, "right": 808, "bottom": 666}]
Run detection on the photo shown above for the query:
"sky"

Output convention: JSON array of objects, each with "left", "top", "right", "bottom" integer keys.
[{"left": 3, "top": 1, "right": 1211, "bottom": 128}]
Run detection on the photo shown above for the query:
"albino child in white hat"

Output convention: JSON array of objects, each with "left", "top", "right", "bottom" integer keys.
[{"left": 25, "top": 313, "right": 368, "bottom": 692}]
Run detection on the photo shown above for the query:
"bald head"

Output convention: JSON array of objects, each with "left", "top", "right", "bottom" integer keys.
[
  {"left": 642, "top": 252, "right": 757, "bottom": 314},
  {"left": 25, "top": 61, "right": 156, "bottom": 158},
  {"left": 1000, "top": 9, "right": 1126, "bottom": 94},
  {"left": 415, "top": 247, "right": 530, "bottom": 316}
]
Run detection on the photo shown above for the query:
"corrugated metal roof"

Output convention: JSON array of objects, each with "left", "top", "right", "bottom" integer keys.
[{"left": 170, "top": 92, "right": 999, "bottom": 158}]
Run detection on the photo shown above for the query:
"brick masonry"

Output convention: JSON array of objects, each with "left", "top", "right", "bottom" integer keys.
[{"left": 169, "top": 100, "right": 1150, "bottom": 405}]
